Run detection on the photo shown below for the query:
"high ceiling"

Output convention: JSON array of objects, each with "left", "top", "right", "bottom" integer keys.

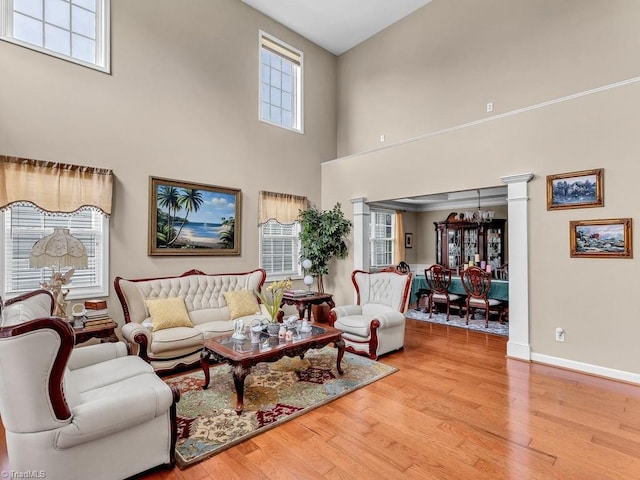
[
  {"left": 242, "top": 0, "right": 432, "bottom": 55},
  {"left": 242, "top": 0, "right": 506, "bottom": 210}
]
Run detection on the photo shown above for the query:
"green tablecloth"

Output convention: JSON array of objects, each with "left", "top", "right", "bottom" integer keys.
[{"left": 410, "top": 275, "right": 509, "bottom": 304}]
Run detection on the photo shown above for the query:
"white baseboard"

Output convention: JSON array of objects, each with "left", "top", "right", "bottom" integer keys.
[
  {"left": 531, "top": 353, "right": 640, "bottom": 385},
  {"left": 506, "top": 340, "right": 531, "bottom": 361}
]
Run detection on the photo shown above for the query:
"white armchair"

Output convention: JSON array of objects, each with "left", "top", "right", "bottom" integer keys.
[
  {"left": 329, "top": 269, "right": 413, "bottom": 360},
  {"left": 0, "top": 290, "right": 180, "bottom": 480}
]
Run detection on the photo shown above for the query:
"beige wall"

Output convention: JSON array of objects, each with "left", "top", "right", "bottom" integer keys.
[
  {"left": 325, "top": 0, "right": 640, "bottom": 375},
  {"left": 0, "top": 0, "right": 337, "bottom": 324},
  {"left": 336, "top": 0, "right": 640, "bottom": 157}
]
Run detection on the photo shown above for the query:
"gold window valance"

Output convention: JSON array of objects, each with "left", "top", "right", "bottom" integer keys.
[
  {"left": 0, "top": 156, "right": 113, "bottom": 216},
  {"left": 258, "top": 191, "right": 308, "bottom": 225}
]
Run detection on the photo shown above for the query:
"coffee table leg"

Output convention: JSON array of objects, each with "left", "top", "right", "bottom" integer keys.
[
  {"left": 201, "top": 349, "right": 211, "bottom": 389},
  {"left": 232, "top": 364, "right": 251, "bottom": 415},
  {"left": 335, "top": 337, "right": 345, "bottom": 375}
]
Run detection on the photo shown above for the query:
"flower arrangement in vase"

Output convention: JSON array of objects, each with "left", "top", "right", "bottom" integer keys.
[{"left": 258, "top": 278, "right": 292, "bottom": 324}]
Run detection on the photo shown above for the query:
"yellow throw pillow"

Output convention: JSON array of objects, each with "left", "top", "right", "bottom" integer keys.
[
  {"left": 223, "top": 290, "right": 260, "bottom": 320},
  {"left": 146, "top": 297, "right": 193, "bottom": 332}
]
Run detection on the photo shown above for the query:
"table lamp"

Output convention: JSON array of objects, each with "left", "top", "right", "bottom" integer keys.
[
  {"left": 30, "top": 228, "right": 88, "bottom": 318},
  {"left": 302, "top": 258, "right": 313, "bottom": 292}
]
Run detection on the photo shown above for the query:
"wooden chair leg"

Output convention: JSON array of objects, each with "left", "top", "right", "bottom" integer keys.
[
  {"left": 465, "top": 300, "right": 470, "bottom": 325},
  {"left": 368, "top": 322, "right": 379, "bottom": 360}
]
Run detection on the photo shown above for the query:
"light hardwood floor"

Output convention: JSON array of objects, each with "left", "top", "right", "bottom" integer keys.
[{"left": 3, "top": 319, "right": 640, "bottom": 479}]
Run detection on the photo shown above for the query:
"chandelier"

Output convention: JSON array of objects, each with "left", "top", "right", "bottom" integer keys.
[{"left": 463, "top": 190, "right": 495, "bottom": 224}]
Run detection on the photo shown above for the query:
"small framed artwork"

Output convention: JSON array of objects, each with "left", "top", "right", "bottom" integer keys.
[
  {"left": 405, "top": 233, "right": 413, "bottom": 249},
  {"left": 547, "top": 168, "right": 603, "bottom": 210},
  {"left": 148, "top": 176, "right": 241, "bottom": 256},
  {"left": 569, "top": 218, "right": 632, "bottom": 258}
]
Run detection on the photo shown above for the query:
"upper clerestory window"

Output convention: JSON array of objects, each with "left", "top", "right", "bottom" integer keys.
[
  {"left": 259, "top": 30, "right": 303, "bottom": 133},
  {"left": 0, "top": 0, "right": 110, "bottom": 73}
]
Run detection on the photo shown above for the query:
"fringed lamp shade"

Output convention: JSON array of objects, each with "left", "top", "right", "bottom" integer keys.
[
  {"left": 29, "top": 228, "right": 88, "bottom": 318},
  {"left": 30, "top": 228, "right": 88, "bottom": 269}
]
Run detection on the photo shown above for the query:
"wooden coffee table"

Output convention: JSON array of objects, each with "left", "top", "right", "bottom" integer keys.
[{"left": 200, "top": 324, "right": 345, "bottom": 415}]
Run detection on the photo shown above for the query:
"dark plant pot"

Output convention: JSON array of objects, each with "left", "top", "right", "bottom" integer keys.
[{"left": 311, "top": 304, "right": 331, "bottom": 324}]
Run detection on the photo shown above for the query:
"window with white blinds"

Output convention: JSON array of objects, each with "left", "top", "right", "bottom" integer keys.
[
  {"left": 370, "top": 210, "right": 395, "bottom": 268},
  {"left": 0, "top": 0, "right": 111, "bottom": 73},
  {"left": 259, "top": 219, "right": 301, "bottom": 279},
  {"left": 1, "top": 204, "right": 109, "bottom": 299}
]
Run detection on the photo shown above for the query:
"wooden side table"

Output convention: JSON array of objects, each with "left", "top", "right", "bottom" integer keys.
[
  {"left": 73, "top": 319, "right": 119, "bottom": 345},
  {"left": 281, "top": 292, "right": 335, "bottom": 322}
]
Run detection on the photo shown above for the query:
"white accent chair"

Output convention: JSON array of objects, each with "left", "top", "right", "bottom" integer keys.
[
  {"left": 0, "top": 290, "right": 180, "bottom": 480},
  {"left": 329, "top": 269, "right": 413, "bottom": 360}
]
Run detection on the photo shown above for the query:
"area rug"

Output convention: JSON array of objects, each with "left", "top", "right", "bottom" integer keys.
[
  {"left": 405, "top": 308, "right": 509, "bottom": 336},
  {"left": 164, "top": 346, "right": 397, "bottom": 469}
]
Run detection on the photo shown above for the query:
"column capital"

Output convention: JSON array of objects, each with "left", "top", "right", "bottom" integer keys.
[{"left": 500, "top": 173, "right": 534, "bottom": 184}]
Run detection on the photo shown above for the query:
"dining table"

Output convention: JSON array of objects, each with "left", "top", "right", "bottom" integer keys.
[{"left": 411, "top": 274, "right": 509, "bottom": 307}]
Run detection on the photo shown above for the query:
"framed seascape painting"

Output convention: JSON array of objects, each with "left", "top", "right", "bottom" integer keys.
[
  {"left": 546, "top": 168, "right": 603, "bottom": 210},
  {"left": 148, "top": 176, "right": 241, "bottom": 256},
  {"left": 569, "top": 218, "right": 632, "bottom": 258}
]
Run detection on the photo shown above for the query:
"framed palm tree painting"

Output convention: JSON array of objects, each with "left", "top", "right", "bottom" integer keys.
[{"left": 148, "top": 176, "right": 241, "bottom": 256}]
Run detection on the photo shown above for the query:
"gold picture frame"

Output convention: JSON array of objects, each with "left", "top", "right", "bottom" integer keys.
[
  {"left": 569, "top": 218, "right": 632, "bottom": 258},
  {"left": 148, "top": 176, "right": 241, "bottom": 256},
  {"left": 547, "top": 168, "right": 604, "bottom": 210}
]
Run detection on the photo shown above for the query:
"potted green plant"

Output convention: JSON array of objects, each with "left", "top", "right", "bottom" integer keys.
[
  {"left": 257, "top": 278, "right": 292, "bottom": 335},
  {"left": 298, "top": 203, "right": 352, "bottom": 294}
]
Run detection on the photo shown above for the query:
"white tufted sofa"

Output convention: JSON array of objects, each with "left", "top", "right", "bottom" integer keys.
[{"left": 114, "top": 268, "right": 268, "bottom": 373}]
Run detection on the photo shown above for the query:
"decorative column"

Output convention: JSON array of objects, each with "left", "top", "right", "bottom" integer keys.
[
  {"left": 350, "top": 197, "right": 370, "bottom": 272},
  {"left": 500, "top": 173, "right": 534, "bottom": 361}
]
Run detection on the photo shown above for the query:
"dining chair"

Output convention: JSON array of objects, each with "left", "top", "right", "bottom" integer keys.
[
  {"left": 396, "top": 261, "right": 411, "bottom": 274},
  {"left": 495, "top": 263, "right": 509, "bottom": 280},
  {"left": 460, "top": 266, "right": 506, "bottom": 327},
  {"left": 424, "top": 264, "right": 463, "bottom": 320}
]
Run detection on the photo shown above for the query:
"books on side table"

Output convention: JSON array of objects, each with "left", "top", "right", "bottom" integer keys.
[
  {"left": 82, "top": 300, "right": 111, "bottom": 327},
  {"left": 284, "top": 289, "right": 315, "bottom": 298},
  {"left": 83, "top": 319, "right": 112, "bottom": 328}
]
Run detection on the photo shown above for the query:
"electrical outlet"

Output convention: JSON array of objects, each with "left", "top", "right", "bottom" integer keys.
[
  {"left": 379, "top": 134, "right": 385, "bottom": 143},
  {"left": 486, "top": 102, "right": 494, "bottom": 113},
  {"left": 555, "top": 327, "right": 565, "bottom": 342}
]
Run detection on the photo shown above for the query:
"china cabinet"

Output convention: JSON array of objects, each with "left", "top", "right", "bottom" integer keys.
[{"left": 434, "top": 212, "right": 506, "bottom": 272}]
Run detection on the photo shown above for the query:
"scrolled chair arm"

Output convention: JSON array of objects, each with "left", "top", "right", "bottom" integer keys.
[
  {"left": 331, "top": 304, "right": 362, "bottom": 317},
  {"left": 55, "top": 379, "right": 177, "bottom": 449},
  {"left": 371, "top": 311, "right": 405, "bottom": 329},
  {"left": 121, "top": 322, "right": 153, "bottom": 361},
  {"left": 328, "top": 304, "right": 362, "bottom": 327},
  {"left": 68, "top": 341, "right": 130, "bottom": 370}
]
